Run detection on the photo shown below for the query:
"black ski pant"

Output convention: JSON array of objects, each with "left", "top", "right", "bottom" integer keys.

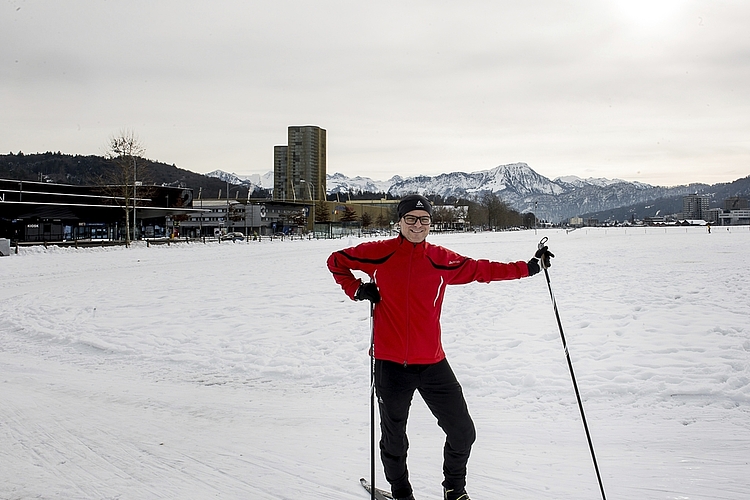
[{"left": 375, "top": 358, "right": 476, "bottom": 497}]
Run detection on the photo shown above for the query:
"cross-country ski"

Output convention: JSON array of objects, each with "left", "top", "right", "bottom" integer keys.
[{"left": 361, "top": 478, "right": 395, "bottom": 500}]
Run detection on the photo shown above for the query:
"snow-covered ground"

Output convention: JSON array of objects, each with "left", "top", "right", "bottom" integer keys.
[{"left": 1, "top": 227, "right": 749, "bottom": 500}]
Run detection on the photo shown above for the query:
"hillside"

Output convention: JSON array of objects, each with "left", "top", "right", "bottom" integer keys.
[
  {"left": 0, "top": 152, "right": 267, "bottom": 200},
  {"left": 579, "top": 175, "right": 750, "bottom": 222}
]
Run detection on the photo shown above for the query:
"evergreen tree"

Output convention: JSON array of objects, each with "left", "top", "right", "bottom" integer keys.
[
  {"left": 341, "top": 206, "right": 358, "bottom": 222},
  {"left": 361, "top": 212, "right": 373, "bottom": 228},
  {"left": 315, "top": 200, "right": 330, "bottom": 222}
]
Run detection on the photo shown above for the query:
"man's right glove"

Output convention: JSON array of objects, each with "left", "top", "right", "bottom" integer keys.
[{"left": 355, "top": 281, "right": 381, "bottom": 304}]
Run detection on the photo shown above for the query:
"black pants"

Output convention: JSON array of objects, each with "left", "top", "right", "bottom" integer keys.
[{"left": 375, "top": 358, "right": 476, "bottom": 497}]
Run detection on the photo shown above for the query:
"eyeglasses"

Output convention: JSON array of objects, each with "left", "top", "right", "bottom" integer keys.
[{"left": 402, "top": 215, "right": 432, "bottom": 225}]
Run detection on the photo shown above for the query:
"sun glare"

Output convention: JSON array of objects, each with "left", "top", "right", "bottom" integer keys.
[{"left": 612, "top": 0, "right": 684, "bottom": 28}]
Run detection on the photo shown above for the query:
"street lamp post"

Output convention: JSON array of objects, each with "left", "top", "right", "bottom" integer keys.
[
  {"left": 300, "top": 179, "right": 314, "bottom": 232},
  {"left": 198, "top": 187, "right": 203, "bottom": 240},
  {"left": 300, "top": 179, "right": 313, "bottom": 201},
  {"left": 133, "top": 156, "right": 137, "bottom": 242},
  {"left": 245, "top": 189, "right": 250, "bottom": 238}
]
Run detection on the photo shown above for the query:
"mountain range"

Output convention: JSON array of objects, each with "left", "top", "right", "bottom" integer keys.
[
  {"left": 2, "top": 152, "right": 746, "bottom": 223},
  {"left": 207, "top": 163, "right": 750, "bottom": 222}
]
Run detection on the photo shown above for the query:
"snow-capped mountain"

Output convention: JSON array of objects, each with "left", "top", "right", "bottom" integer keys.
[
  {"left": 205, "top": 170, "right": 274, "bottom": 191},
  {"left": 325, "top": 163, "right": 706, "bottom": 222},
  {"left": 388, "top": 163, "right": 567, "bottom": 198},
  {"left": 554, "top": 175, "right": 652, "bottom": 190},
  {"left": 327, "top": 172, "right": 400, "bottom": 195},
  {"left": 205, "top": 164, "right": 717, "bottom": 222}
]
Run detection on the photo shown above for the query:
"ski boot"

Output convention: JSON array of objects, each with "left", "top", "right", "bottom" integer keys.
[{"left": 444, "top": 487, "right": 470, "bottom": 500}]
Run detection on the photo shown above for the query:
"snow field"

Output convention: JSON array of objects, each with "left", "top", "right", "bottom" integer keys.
[{"left": 1, "top": 226, "right": 749, "bottom": 499}]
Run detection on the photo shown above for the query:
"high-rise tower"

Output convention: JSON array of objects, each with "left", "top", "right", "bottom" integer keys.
[
  {"left": 273, "top": 145, "right": 289, "bottom": 201},
  {"left": 682, "top": 194, "right": 709, "bottom": 220},
  {"left": 273, "top": 125, "right": 326, "bottom": 202}
]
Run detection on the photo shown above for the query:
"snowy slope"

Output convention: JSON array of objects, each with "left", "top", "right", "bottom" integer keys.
[
  {"left": 205, "top": 170, "right": 274, "bottom": 190},
  {"left": 2, "top": 228, "right": 748, "bottom": 499},
  {"left": 327, "top": 172, "right": 399, "bottom": 195},
  {"left": 555, "top": 175, "right": 629, "bottom": 188},
  {"left": 388, "top": 163, "right": 567, "bottom": 198}
]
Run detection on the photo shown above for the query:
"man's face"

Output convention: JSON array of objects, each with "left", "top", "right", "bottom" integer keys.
[{"left": 399, "top": 209, "right": 431, "bottom": 244}]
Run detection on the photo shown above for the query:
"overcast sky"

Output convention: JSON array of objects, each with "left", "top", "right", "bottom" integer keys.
[{"left": 2, "top": 0, "right": 749, "bottom": 187}]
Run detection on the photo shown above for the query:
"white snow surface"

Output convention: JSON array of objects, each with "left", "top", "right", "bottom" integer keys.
[{"left": 1, "top": 227, "right": 749, "bottom": 499}]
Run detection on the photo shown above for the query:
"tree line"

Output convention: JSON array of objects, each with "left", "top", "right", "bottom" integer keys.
[
  {"left": 315, "top": 191, "right": 535, "bottom": 230},
  {"left": 0, "top": 150, "right": 262, "bottom": 200}
]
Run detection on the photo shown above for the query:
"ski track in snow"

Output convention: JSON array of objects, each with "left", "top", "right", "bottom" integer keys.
[{"left": 1, "top": 227, "right": 749, "bottom": 499}]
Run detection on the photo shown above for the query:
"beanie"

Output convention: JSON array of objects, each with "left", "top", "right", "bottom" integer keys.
[{"left": 397, "top": 194, "right": 433, "bottom": 219}]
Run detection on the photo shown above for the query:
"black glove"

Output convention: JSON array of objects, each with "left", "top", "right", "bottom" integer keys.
[
  {"left": 534, "top": 245, "right": 554, "bottom": 269},
  {"left": 527, "top": 258, "right": 541, "bottom": 276},
  {"left": 355, "top": 282, "right": 381, "bottom": 304}
]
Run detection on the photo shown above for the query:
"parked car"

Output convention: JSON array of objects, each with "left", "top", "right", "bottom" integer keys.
[{"left": 221, "top": 232, "right": 245, "bottom": 241}]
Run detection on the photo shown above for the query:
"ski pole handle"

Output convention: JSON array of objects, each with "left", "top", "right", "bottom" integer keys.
[{"left": 538, "top": 236, "right": 548, "bottom": 251}]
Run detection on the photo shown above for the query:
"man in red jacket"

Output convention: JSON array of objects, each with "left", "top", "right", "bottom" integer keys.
[{"left": 327, "top": 194, "right": 553, "bottom": 500}]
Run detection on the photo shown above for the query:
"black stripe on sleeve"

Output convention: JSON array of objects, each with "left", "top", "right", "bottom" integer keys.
[
  {"left": 426, "top": 255, "right": 468, "bottom": 271},
  {"left": 338, "top": 249, "right": 396, "bottom": 265}
]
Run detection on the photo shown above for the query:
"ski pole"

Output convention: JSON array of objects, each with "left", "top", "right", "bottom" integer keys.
[
  {"left": 369, "top": 300, "right": 376, "bottom": 500},
  {"left": 538, "top": 237, "right": 607, "bottom": 500}
]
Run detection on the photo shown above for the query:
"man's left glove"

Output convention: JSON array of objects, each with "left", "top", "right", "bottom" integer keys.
[{"left": 355, "top": 281, "right": 381, "bottom": 303}]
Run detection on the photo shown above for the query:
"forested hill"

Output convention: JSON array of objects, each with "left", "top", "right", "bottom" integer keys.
[{"left": 0, "top": 152, "right": 268, "bottom": 199}]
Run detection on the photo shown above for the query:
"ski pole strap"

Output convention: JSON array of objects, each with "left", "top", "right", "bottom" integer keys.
[{"left": 538, "top": 236, "right": 550, "bottom": 269}]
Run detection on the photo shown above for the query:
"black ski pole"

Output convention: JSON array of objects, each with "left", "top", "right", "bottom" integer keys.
[
  {"left": 538, "top": 237, "right": 607, "bottom": 500},
  {"left": 369, "top": 301, "right": 376, "bottom": 500}
]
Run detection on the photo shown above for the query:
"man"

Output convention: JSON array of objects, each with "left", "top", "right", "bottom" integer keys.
[{"left": 327, "top": 194, "right": 553, "bottom": 500}]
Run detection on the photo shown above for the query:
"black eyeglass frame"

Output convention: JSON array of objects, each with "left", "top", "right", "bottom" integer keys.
[{"left": 402, "top": 215, "right": 432, "bottom": 225}]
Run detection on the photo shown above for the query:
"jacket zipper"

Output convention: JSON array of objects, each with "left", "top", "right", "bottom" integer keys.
[{"left": 403, "top": 243, "right": 414, "bottom": 366}]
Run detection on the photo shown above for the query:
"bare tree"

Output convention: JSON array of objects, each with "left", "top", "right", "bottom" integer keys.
[
  {"left": 104, "top": 130, "right": 146, "bottom": 245},
  {"left": 432, "top": 206, "right": 455, "bottom": 230},
  {"left": 481, "top": 191, "right": 523, "bottom": 229}
]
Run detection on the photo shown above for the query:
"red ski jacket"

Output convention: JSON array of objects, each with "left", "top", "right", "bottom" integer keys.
[{"left": 327, "top": 235, "right": 530, "bottom": 365}]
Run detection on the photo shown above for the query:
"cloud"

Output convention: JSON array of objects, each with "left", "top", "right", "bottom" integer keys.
[{"left": 2, "top": 0, "right": 749, "bottom": 186}]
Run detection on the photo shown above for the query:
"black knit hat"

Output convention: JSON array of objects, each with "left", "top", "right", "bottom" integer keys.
[{"left": 397, "top": 194, "right": 433, "bottom": 219}]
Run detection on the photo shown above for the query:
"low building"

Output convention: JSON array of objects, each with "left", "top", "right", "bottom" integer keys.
[
  {"left": 0, "top": 178, "right": 197, "bottom": 243},
  {"left": 719, "top": 209, "right": 750, "bottom": 226},
  {"left": 644, "top": 216, "right": 666, "bottom": 225},
  {"left": 569, "top": 216, "right": 584, "bottom": 227},
  {"left": 703, "top": 208, "right": 723, "bottom": 224},
  {"left": 179, "top": 199, "right": 312, "bottom": 237}
]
